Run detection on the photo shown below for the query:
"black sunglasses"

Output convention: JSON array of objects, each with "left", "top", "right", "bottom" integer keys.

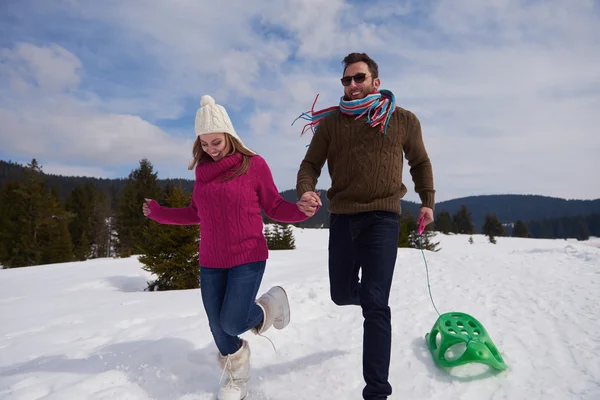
[{"left": 341, "top": 73, "right": 369, "bottom": 86}]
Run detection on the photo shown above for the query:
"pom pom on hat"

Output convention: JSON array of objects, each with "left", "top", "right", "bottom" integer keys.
[{"left": 200, "top": 95, "right": 215, "bottom": 107}]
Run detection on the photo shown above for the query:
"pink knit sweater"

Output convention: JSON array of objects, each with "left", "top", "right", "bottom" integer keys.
[{"left": 147, "top": 153, "right": 315, "bottom": 268}]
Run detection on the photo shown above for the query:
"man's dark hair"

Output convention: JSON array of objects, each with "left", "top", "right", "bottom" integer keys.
[{"left": 342, "top": 53, "right": 379, "bottom": 79}]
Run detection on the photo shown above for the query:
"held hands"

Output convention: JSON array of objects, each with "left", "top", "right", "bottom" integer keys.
[
  {"left": 297, "top": 191, "right": 322, "bottom": 217},
  {"left": 142, "top": 198, "right": 154, "bottom": 217}
]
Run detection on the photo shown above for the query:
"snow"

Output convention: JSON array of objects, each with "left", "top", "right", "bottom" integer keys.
[
  {"left": 1, "top": 229, "right": 599, "bottom": 399},
  {"left": 582, "top": 236, "right": 600, "bottom": 249}
]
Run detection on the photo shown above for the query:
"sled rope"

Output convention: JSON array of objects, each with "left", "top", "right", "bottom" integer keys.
[
  {"left": 418, "top": 218, "right": 441, "bottom": 316},
  {"left": 257, "top": 332, "right": 278, "bottom": 354}
]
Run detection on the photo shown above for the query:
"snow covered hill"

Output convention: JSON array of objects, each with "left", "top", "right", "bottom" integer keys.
[{"left": 1, "top": 229, "right": 599, "bottom": 399}]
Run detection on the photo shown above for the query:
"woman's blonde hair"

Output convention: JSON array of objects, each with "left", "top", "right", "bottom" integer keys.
[{"left": 188, "top": 133, "right": 256, "bottom": 181}]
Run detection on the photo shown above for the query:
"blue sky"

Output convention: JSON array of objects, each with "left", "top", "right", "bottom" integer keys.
[{"left": 1, "top": 0, "right": 599, "bottom": 203}]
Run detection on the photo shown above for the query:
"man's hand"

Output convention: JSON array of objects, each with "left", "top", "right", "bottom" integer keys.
[
  {"left": 297, "top": 191, "right": 322, "bottom": 216},
  {"left": 419, "top": 206, "right": 434, "bottom": 227}
]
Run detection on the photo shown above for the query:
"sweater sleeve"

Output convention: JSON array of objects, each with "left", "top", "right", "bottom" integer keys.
[
  {"left": 402, "top": 111, "right": 436, "bottom": 210},
  {"left": 296, "top": 116, "right": 331, "bottom": 198},
  {"left": 255, "top": 156, "right": 318, "bottom": 223},
  {"left": 147, "top": 196, "right": 200, "bottom": 225}
]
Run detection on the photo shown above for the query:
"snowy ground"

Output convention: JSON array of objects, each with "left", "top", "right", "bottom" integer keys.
[
  {"left": 1, "top": 229, "right": 599, "bottom": 399},
  {"left": 581, "top": 236, "right": 600, "bottom": 249}
]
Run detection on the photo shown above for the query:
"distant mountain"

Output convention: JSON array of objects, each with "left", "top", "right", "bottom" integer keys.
[
  {"left": 433, "top": 195, "right": 600, "bottom": 230},
  {"left": 279, "top": 190, "right": 600, "bottom": 231},
  {"left": 2, "top": 160, "right": 599, "bottom": 231}
]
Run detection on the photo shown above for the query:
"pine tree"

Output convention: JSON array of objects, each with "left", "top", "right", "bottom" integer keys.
[
  {"left": 0, "top": 181, "right": 11, "bottom": 262},
  {"left": 39, "top": 213, "right": 74, "bottom": 264},
  {"left": 397, "top": 220, "right": 410, "bottom": 248},
  {"left": 265, "top": 224, "right": 279, "bottom": 249},
  {"left": 0, "top": 203, "right": 6, "bottom": 264},
  {"left": 433, "top": 211, "right": 455, "bottom": 234},
  {"left": 89, "top": 190, "right": 112, "bottom": 258},
  {"left": 63, "top": 181, "right": 113, "bottom": 260},
  {"left": 265, "top": 223, "right": 296, "bottom": 250},
  {"left": 482, "top": 213, "right": 505, "bottom": 242},
  {"left": 115, "top": 159, "right": 161, "bottom": 257},
  {"left": 17, "top": 159, "right": 48, "bottom": 266},
  {"left": 106, "top": 184, "right": 119, "bottom": 257},
  {"left": 280, "top": 224, "right": 296, "bottom": 250},
  {"left": 452, "top": 205, "right": 475, "bottom": 235},
  {"left": 37, "top": 183, "right": 75, "bottom": 264},
  {"left": 398, "top": 212, "right": 417, "bottom": 248},
  {"left": 0, "top": 160, "right": 75, "bottom": 267},
  {"left": 0, "top": 181, "right": 30, "bottom": 267},
  {"left": 65, "top": 183, "right": 96, "bottom": 260},
  {"left": 138, "top": 184, "right": 200, "bottom": 291},
  {"left": 512, "top": 220, "right": 529, "bottom": 238},
  {"left": 587, "top": 214, "right": 600, "bottom": 237},
  {"left": 572, "top": 217, "right": 590, "bottom": 241},
  {"left": 413, "top": 229, "right": 440, "bottom": 251},
  {"left": 264, "top": 225, "right": 274, "bottom": 247},
  {"left": 482, "top": 213, "right": 505, "bottom": 244},
  {"left": 74, "top": 232, "right": 91, "bottom": 260}
]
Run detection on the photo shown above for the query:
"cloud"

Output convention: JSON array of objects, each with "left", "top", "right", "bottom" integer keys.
[
  {"left": 1, "top": 43, "right": 81, "bottom": 93},
  {"left": 1, "top": 0, "right": 599, "bottom": 202},
  {"left": 0, "top": 43, "right": 193, "bottom": 179}
]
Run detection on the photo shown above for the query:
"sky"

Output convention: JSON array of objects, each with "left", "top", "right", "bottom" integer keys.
[{"left": 1, "top": 0, "right": 599, "bottom": 203}]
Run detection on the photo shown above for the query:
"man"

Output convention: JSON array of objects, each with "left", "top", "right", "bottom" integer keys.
[{"left": 295, "top": 52, "right": 435, "bottom": 400}]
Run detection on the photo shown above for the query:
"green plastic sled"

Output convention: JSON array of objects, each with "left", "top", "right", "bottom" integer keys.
[{"left": 425, "top": 312, "right": 507, "bottom": 371}]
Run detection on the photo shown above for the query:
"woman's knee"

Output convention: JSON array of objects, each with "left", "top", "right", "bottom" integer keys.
[{"left": 220, "top": 314, "right": 247, "bottom": 337}]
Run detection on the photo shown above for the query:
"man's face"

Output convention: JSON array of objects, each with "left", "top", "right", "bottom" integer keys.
[{"left": 341, "top": 61, "right": 380, "bottom": 100}]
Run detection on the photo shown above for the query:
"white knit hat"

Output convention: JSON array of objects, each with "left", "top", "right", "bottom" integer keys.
[{"left": 194, "top": 95, "right": 245, "bottom": 146}]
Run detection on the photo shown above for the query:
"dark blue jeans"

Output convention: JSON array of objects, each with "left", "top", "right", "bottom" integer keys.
[
  {"left": 200, "top": 260, "right": 266, "bottom": 356},
  {"left": 328, "top": 211, "right": 400, "bottom": 400}
]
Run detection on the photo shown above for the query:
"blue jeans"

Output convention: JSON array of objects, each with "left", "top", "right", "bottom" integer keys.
[
  {"left": 200, "top": 260, "right": 266, "bottom": 356},
  {"left": 328, "top": 211, "right": 400, "bottom": 400}
]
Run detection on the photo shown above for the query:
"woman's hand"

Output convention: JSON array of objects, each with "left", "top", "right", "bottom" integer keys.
[
  {"left": 142, "top": 198, "right": 154, "bottom": 217},
  {"left": 297, "top": 191, "right": 321, "bottom": 216}
]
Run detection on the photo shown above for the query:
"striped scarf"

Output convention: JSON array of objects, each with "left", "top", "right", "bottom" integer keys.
[{"left": 292, "top": 89, "right": 396, "bottom": 137}]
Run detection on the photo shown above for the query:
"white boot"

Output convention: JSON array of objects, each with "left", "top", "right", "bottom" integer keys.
[
  {"left": 217, "top": 339, "right": 250, "bottom": 400},
  {"left": 252, "top": 286, "right": 291, "bottom": 335}
]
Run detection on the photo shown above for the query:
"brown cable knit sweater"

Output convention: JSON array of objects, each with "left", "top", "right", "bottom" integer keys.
[{"left": 296, "top": 106, "right": 435, "bottom": 214}]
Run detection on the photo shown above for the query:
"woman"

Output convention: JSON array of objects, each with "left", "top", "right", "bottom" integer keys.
[{"left": 142, "top": 95, "right": 320, "bottom": 400}]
